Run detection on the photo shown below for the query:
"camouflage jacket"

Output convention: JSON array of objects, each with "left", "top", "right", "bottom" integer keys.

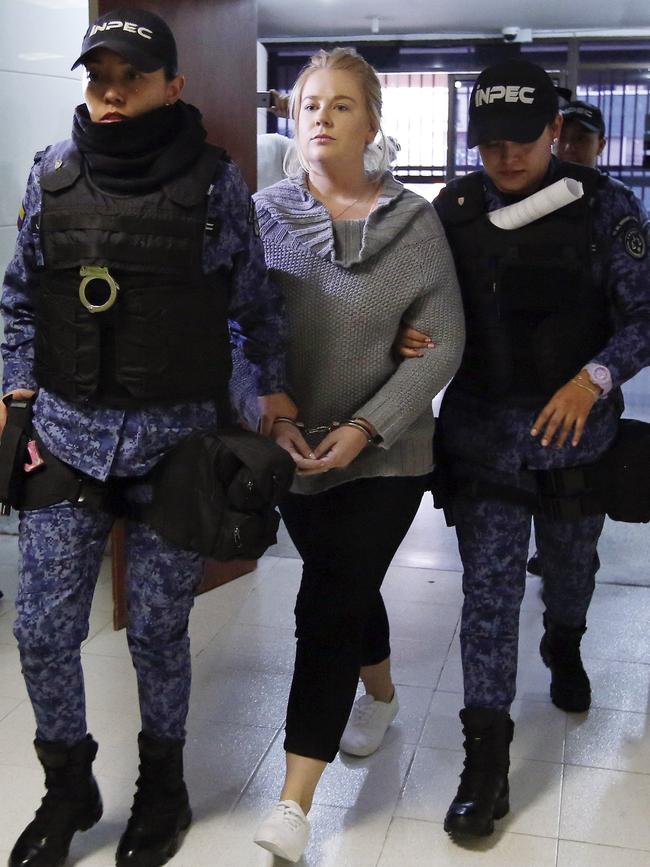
[{"left": 1, "top": 143, "right": 287, "bottom": 480}]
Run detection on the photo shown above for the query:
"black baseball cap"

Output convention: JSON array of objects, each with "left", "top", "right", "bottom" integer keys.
[
  {"left": 467, "top": 60, "right": 559, "bottom": 148},
  {"left": 561, "top": 100, "right": 606, "bottom": 137},
  {"left": 71, "top": 8, "right": 177, "bottom": 74}
]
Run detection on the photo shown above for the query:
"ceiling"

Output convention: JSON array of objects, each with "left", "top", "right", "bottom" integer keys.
[{"left": 258, "top": 0, "right": 650, "bottom": 41}]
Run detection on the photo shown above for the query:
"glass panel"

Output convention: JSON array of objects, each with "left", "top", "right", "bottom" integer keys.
[
  {"left": 577, "top": 64, "right": 650, "bottom": 206},
  {"left": 378, "top": 72, "right": 448, "bottom": 184},
  {"left": 453, "top": 77, "right": 482, "bottom": 174}
]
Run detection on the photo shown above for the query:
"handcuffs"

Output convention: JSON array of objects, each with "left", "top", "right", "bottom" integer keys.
[
  {"left": 79, "top": 265, "right": 120, "bottom": 313},
  {"left": 273, "top": 417, "right": 378, "bottom": 445}
]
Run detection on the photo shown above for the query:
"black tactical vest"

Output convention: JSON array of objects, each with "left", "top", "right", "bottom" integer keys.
[
  {"left": 33, "top": 139, "right": 233, "bottom": 408},
  {"left": 436, "top": 163, "right": 611, "bottom": 408}
]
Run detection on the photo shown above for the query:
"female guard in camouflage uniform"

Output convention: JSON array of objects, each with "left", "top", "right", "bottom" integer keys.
[
  {"left": 400, "top": 59, "right": 650, "bottom": 839},
  {"left": 2, "top": 8, "right": 292, "bottom": 866}
]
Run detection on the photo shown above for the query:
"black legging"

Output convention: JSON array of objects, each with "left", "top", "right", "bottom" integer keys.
[{"left": 280, "top": 474, "right": 427, "bottom": 762}]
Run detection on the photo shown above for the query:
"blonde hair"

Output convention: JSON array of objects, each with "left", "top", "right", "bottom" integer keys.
[{"left": 284, "top": 47, "right": 389, "bottom": 178}]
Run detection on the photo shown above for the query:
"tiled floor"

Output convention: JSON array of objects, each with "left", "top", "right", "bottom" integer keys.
[
  {"left": 0, "top": 490, "right": 649, "bottom": 867},
  {"left": 0, "top": 370, "right": 649, "bottom": 866}
]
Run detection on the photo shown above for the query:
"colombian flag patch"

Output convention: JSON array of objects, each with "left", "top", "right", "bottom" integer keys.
[{"left": 17, "top": 204, "right": 25, "bottom": 231}]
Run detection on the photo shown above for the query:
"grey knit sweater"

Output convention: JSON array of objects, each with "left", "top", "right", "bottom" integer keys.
[{"left": 235, "top": 171, "right": 465, "bottom": 494}]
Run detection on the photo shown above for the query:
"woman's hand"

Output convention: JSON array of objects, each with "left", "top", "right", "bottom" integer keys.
[
  {"left": 257, "top": 392, "right": 299, "bottom": 436},
  {"left": 298, "top": 424, "right": 369, "bottom": 476},
  {"left": 530, "top": 370, "right": 601, "bottom": 448},
  {"left": 393, "top": 322, "right": 435, "bottom": 359},
  {"left": 271, "top": 418, "right": 328, "bottom": 473},
  {"left": 0, "top": 389, "right": 36, "bottom": 435}
]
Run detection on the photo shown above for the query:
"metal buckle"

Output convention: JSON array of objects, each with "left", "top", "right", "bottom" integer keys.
[{"left": 79, "top": 266, "right": 120, "bottom": 313}]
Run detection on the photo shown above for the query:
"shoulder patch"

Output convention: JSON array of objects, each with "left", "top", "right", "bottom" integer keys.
[
  {"left": 624, "top": 225, "right": 647, "bottom": 259},
  {"left": 612, "top": 215, "right": 647, "bottom": 260},
  {"left": 17, "top": 203, "right": 26, "bottom": 231}
]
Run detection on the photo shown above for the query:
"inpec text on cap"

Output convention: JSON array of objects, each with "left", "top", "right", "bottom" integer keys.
[
  {"left": 475, "top": 86, "right": 536, "bottom": 106},
  {"left": 89, "top": 20, "right": 153, "bottom": 40}
]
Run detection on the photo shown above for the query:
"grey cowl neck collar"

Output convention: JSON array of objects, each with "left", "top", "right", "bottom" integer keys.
[{"left": 254, "top": 170, "right": 430, "bottom": 266}]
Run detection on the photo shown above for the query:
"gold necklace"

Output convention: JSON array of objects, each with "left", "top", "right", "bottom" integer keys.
[{"left": 309, "top": 179, "right": 379, "bottom": 220}]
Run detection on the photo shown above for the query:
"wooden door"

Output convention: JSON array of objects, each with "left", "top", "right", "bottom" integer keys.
[
  {"left": 95, "top": 0, "right": 257, "bottom": 189},
  {"left": 94, "top": 0, "right": 261, "bottom": 627}
]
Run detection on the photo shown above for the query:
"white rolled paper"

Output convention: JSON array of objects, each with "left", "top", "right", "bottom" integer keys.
[{"left": 487, "top": 177, "right": 584, "bottom": 231}]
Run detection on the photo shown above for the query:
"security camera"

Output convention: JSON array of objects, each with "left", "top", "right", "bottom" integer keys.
[{"left": 501, "top": 26, "right": 533, "bottom": 43}]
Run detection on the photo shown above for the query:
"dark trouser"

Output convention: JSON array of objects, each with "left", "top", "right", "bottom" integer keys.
[
  {"left": 454, "top": 492, "right": 604, "bottom": 710},
  {"left": 13, "top": 501, "right": 203, "bottom": 746},
  {"left": 280, "top": 475, "right": 427, "bottom": 762}
]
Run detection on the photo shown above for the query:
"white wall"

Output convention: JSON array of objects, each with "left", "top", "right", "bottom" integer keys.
[
  {"left": 0, "top": 0, "right": 89, "bottom": 276},
  {"left": 257, "top": 41, "right": 268, "bottom": 136}
]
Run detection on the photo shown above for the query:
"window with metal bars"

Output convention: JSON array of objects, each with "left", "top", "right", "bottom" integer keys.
[{"left": 265, "top": 40, "right": 650, "bottom": 206}]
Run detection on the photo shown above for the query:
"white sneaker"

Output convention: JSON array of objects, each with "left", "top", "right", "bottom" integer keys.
[
  {"left": 339, "top": 691, "right": 399, "bottom": 756},
  {"left": 253, "top": 800, "right": 310, "bottom": 863}
]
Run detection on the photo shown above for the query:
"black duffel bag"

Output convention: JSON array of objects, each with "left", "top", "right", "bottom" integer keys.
[
  {"left": 593, "top": 418, "right": 650, "bottom": 523},
  {"left": 138, "top": 428, "right": 295, "bottom": 560},
  {"left": 0, "top": 401, "right": 295, "bottom": 558}
]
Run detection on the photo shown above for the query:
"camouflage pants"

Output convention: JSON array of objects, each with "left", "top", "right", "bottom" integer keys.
[
  {"left": 13, "top": 501, "right": 203, "bottom": 745},
  {"left": 454, "top": 492, "right": 604, "bottom": 710}
]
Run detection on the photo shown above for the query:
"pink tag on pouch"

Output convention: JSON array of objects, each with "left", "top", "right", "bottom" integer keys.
[{"left": 24, "top": 439, "right": 45, "bottom": 473}]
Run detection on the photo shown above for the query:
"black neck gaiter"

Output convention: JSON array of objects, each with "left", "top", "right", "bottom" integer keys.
[{"left": 71, "top": 100, "right": 207, "bottom": 194}]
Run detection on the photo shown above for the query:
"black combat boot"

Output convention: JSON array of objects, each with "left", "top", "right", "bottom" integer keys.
[
  {"left": 444, "top": 707, "right": 514, "bottom": 838},
  {"left": 116, "top": 732, "right": 192, "bottom": 867},
  {"left": 540, "top": 612, "right": 591, "bottom": 712},
  {"left": 10, "top": 734, "right": 103, "bottom": 867}
]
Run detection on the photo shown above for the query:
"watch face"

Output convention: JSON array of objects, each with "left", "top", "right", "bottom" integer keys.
[{"left": 592, "top": 366, "right": 608, "bottom": 382}]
